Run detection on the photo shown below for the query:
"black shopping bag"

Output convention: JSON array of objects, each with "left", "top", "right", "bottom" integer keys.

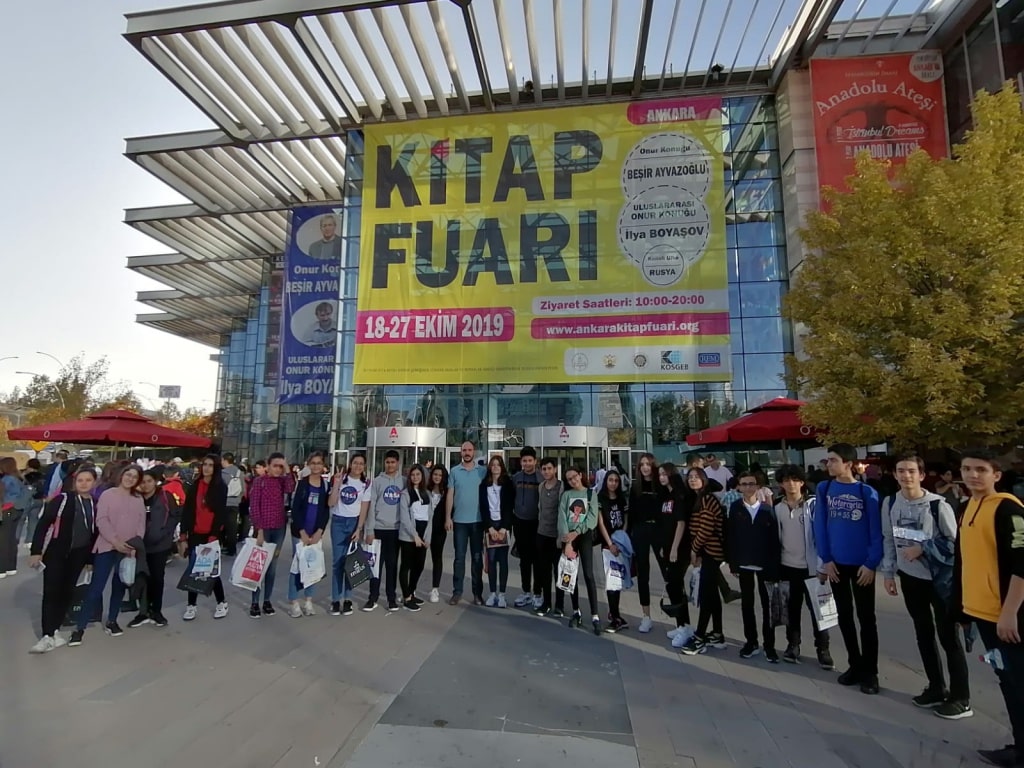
[
  {"left": 177, "top": 565, "right": 216, "bottom": 596},
  {"left": 63, "top": 584, "right": 102, "bottom": 628},
  {"left": 344, "top": 546, "right": 371, "bottom": 589}
]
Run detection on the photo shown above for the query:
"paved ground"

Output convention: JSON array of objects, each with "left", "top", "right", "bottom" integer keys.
[{"left": 0, "top": 540, "right": 1012, "bottom": 768}]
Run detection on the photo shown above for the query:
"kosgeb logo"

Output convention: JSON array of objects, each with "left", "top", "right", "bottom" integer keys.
[
  {"left": 383, "top": 485, "right": 402, "bottom": 505},
  {"left": 340, "top": 485, "right": 359, "bottom": 506},
  {"left": 660, "top": 350, "right": 689, "bottom": 372},
  {"left": 698, "top": 353, "right": 721, "bottom": 367}
]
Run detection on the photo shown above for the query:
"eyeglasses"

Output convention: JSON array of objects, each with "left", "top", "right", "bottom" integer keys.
[{"left": 738, "top": 481, "right": 758, "bottom": 487}]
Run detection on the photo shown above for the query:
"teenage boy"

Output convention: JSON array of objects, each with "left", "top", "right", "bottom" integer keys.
[
  {"left": 813, "top": 443, "right": 883, "bottom": 695},
  {"left": 446, "top": 442, "right": 486, "bottom": 606},
  {"left": 727, "top": 471, "right": 782, "bottom": 663},
  {"left": 533, "top": 457, "right": 562, "bottom": 615},
  {"left": 955, "top": 449, "right": 1024, "bottom": 768},
  {"left": 774, "top": 465, "right": 833, "bottom": 669},
  {"left": 881, "top": 453, "right": 970, "bottom": 719},
  {"left": 512, "top": 447, "right": 542, "bottom": 609},
  {"left": 364, "top": 450, "right": 405, "bottom": 612}
]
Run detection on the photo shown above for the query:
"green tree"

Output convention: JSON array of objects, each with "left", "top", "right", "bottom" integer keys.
[
  {"left": 785, "top": 85, "right": 1024, "bottom": 450},
  {"left": 7, "top": 354, "right": 141, "bottom": 424},
  {"left": 154, "top": 400, "right": 183, "bottom": 425}
]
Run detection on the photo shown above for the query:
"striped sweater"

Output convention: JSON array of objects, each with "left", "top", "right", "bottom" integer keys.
[{"left": 689, "top": 493, "right": 726, "bottom": 560}]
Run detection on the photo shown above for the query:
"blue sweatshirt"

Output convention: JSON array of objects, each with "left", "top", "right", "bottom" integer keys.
[{"left": 813, "top": 480, "right": 883, "bottom": 569}]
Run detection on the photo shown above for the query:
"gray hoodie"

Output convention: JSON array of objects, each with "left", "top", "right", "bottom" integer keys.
[
  {"left": 880, "top": 490, "right": 956, "bottom": 581},
  {"left": 369, "top": 472, "right": 406, "bottom": 531}
]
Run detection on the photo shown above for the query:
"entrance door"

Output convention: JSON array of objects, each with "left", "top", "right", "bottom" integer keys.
[
  {"left": 332, "top": 449, "right": 350, "bottom": 474},
  {"left": 445, "top": 447, "right": 462, "bottom": 470},
  {"left": 503, "top": 449, "right": 522, "bottom": 475}
]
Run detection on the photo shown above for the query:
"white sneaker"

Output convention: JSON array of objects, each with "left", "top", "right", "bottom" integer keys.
[
  {"left": 513, "top": 592, "right": 532, "bottom": 608},
  {"left": 29, "top": 636, "right": 55, "bottom": 654},
  {"left": 4, "top": 570, "right": 15, "bottom": 576},
  {"left": 533, "top": 595, "right": 543, "bottom": 610},
  {"left": 213, "top": 602, "right": 229, "bottom": 619},
  {"left": 639, "top": 616, "right": 653, "bottom": 634},
  {"left": 183, "top": 605, "right": 198, "bottom": 621},
  {"left": 497, "top": 593, "right": 507, "bottom": 609},
  {"left": 52, "top": 631, "right": 67, "bottom": 649},
  {"left": 0, "top": 573, "right": 6, "bottom": 579},
  {"left": 667, "top": 627, "right": 682, "bottom": 640},
  {"left": 289, "top": 601, "right": 303, "bottom": 618},
  {"left": 671, "top": 625, "right": 696, "bottom": 649},
  {"left": 429, "top": 588, "right": 440, "bottom": 604},
  {"left": 302, "top": 598, "right": 316, "bottom": 616},
  {"left": 485, "top": 592, "right": 498, "bottom": 607}
]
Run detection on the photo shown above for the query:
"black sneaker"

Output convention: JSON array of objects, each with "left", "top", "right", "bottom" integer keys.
[
  {"left": 706, "top": 631, "right": 728, "bottom": 649},
  {"left": 249, "top": 604, "right": 262, "bottom": 619},
  {"left": 404, "top": 599, "right": 421, "bottom": 612},
  {"left": 783, "top": 644, "right": 800, "bottom": 664},
  {"left": 472, "top": 595, "right": 485, "bottom": 606},
  {"left": 105, "top": 621, "right": 124, "bottom": 637},
  {"left": 408, "top": 595, "right": 424, "bottom": 606},
  {"left": 126, "top": 613, "right": 151, "bottom": 629},
  {"left": 912, "top": 687, "right": 947, "bottom": 709},
  {"left": 151, "top": 612, "right": 169, "bottom": 627},
  {"left": 330, "top": 601, "right": 342, "bottom": 616},
  {"left": 387, "top": 600, "right": 401, "bottom": 612},
  {"left": 68, "top": 630, "right": 84, "bottom": 647},
  {"left": 765, "top": 648, "right": 780, "bottom": 664},
  {"left": 533, "top": 603, "right": 551, "bottom": 617},
  {"left": 362, "top": 599, "right": 378, "bottom": 612},
  {"left": 342, "top": 600, "right": 354, "bottom": 616},
  {"left": 739, "top": 642, "right": 760, "bottom": 659},
  {"left": 592, "top": 618, "right": 602, "bottom": 636},
  {"left": 262, "top": 601, "right": 276, "bottom": 616},
  {"left": 816, "top": 647, "right": 835, "bottom": 670},
  {"left": 837, "top": 668, "right": 861, "bottom": 686},
  {"left": 605, "top": 617, "right": 628, "bottom": 634},
  {"left": 935, "top": 700, "right": 974, "bottom": 720},
  {"left": 680, "top": 636, "right": 707, "bottom": 656},
  {"left": 552, "top": 607, "right": 565, "bottom": 618},
  {"left": 860, "top": 675, "right": 880, "bottom": 695},
  {"left": 977, "top": 745, "right": 1020, "bottom": 767}
]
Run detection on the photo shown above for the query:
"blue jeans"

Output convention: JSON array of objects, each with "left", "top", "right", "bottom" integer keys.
[
  {"left": 251, "top": 527, "right": 286, "bottom": 607},
  {"left": 452, "top": 522, "right": 483, "bottom": 598},
  {"left": 288, "top": 537, "right": 316, "bottom": 601},
  {"left": 486, "top": 544, "right": 509, "bottom": 594},
  {"left": 79, "top": 551, "right": 125, "bottom": 631},
  {"left": 330, "top": 516, "right": 360, "bottom": 602}
]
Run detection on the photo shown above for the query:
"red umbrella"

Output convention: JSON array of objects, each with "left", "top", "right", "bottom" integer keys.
[
  {"left": 8, "top": 409, "right": 212, "bottom": 449},
  {"left": 686, "top": 398, "right": 819, "bottom": 446}
]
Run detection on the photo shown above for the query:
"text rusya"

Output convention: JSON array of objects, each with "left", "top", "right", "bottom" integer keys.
[{"left": 370, "top": 131, "right": 602, "bottom": 289}]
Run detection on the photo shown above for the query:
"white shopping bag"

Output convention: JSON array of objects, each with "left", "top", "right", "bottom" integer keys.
[
  {"left": 192, "top": 541, "right": 222, "bottom": 578},
  {"left": 688, "top": 566, "right": 701, "bottom": 608},
  {"left": 297, "top": 541, "right": 326, "bottom": 588},
  {"left": 557, "top": 554, "right": 578, "bottom": 593},
  {"left": 118, "top": 554, "right": 137, "bottom": 587},
  {"left": 362, "top": 539, "right": 381, "bottom": 579},
  {"left": 76, "top": 568, "right": 93, "bottom": 587},
  {"left": 603, "top": 550, "right": 626, "bottom": 592},
  {"left": 230, "top": 539, "right": 277, "bottom": 592},
  {"left": 805, "top": 577, "right": 840, "bottom": 631}
]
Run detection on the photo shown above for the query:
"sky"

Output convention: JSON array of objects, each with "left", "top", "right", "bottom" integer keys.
[{"left": 0, "top": 1, "right": 215, "bottom": 412}]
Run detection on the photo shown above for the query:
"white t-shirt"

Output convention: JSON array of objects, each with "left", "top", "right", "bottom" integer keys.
[
  {"left": 332, "top": 476, "right": 371, "bottom": 518},
  {"left": 705, "top": 464, "right": 733, "bottom": 488},
  {"left": 411, "top": 499, "right": 430, "bottom": 522},
  {"left": 487, "top": 484, "right": 502, "bottom": 521}
]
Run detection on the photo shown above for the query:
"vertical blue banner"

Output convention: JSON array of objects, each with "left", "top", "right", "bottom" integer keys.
[{"left": 278, "top": 206, "right": 343, "bottom": 404}]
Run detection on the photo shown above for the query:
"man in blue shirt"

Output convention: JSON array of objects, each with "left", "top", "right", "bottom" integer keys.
[
  {"left": 814, "top": 443, "right": 883, "bottom": 695},
  {"left": 446, "top": 441, "right": 486, "bottom": 605}
]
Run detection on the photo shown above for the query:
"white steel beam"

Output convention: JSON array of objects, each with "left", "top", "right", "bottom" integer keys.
[
  {"left": 888, "top": 0, "right": 930, "bottom": 50},
  {"left": 681, "top": 0, "right": 710, "bottom": 86},
  {"left": 725, "top": 0, "right": 761, "bottom": 86},
  {"left": 372, "top": 6, "right": 430, "bottom": 117},
  {"left": 769, "top": 0, "right": 844, "bottom": 88},
  {"left": 276, "top": 20, "right": 363, "bottom": 124},
  {"left": 321, "top": 14, "right": 385, "bottom": 118},
  {"left": 605, "top": 0, "right": 619, "bottom": 97},
  {"left": 581, "top": 0, "right": 590, "bottom": 100},
  {"left": 522, "top": 0, "right": 543, "bottom": 103},
  {"left": 630, "top": 0, "right": 654, "bottom": 97},
  {"left": 399, "top": 3, "right": 451, "bottom": 113},
  {"left": 703, "top": 0, "right": 737, "bottom": 88},
  {"left": 553, "top": 0, "right": 566, "bottom": 100},
  {"left": 658, "top": 0, "right": 684, "bottom": 92},
  {"left": 830, "top": 0, "right": 869, "bottom": 54},
  {"left": 746, "top": 0, "right": 789, "bottom": 85},
  {"left": 346, "top": 10, "right": 408, "bottom": 119},
  {"left": 428, "top": 1, "right": 471, "bottom": 112},
  {"left": 494, "top": 0, "right": 520, "bottom": 106}
]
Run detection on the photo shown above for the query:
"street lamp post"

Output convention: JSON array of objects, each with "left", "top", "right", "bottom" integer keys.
[
  {"left": 0, "top": 356, "right": 18, "bottom": 365},
  {"left": 36, "top": 351, "right": 66, "bottom": 369},
  {"left": 16, "top": 371, "right": 66, "bottom": 410}
]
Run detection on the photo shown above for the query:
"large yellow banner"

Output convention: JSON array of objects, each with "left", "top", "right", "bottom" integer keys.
[{"left": 355, "top": 97, "right": 729, "bottom": 384}]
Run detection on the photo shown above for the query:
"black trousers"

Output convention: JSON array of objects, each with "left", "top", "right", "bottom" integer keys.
[
  {"left": 513, "top": 517, "right": 539, "bottom": 594},
  {"left": 369, "top": 529, "right": 400, "bottom": 604},
  {"left": 143, "top": 550, "right": 170, "bottom": 616},
  {"left": 779, "top": 564, "right": 829, "bottom": 649},
  {"left": 664, "top": 549, "right": 690, "bottom": 627},
  {"left": 901, "top": 571, "right": 970, "bottom": 700},
  {"left": 222, "top": 505, "right": 240, "bottom": 554},
  {"left": 631, "top": 521, "right": 668, "bottom": 608},
  {"left": 41, "top": 546, "right": 90, "bottom": 637},
  {"left": 695, "top": 557, "right": 724, "bottom": 637},
  {"left": 533, "top": 533, "right": 559, "bottom": 607},
  {"left": 554, "top": 531, "right": 599, "bottom": 616},
  {"left": 977, "top": 619, "right": 1024, "bottom": 748},
  {"left": 398, "top": 522, "right": 428, "bottom": 599},
  {"left": 430, "top": 516, "right": 447, "bottom": 589},
  {"left": 832, "top": 563, "right": 879, "bottom": 677},
  {"left": 738, "top": 570, "right": 774, "bottom": 650}
]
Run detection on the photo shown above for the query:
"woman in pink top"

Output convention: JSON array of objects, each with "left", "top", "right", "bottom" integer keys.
[{"left": 69, "top": 465, "right": 146, "bottom": 647}]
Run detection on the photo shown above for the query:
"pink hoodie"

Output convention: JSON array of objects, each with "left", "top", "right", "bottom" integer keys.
[{"left": 94, "top": 487, "right": 146, "bottom": 555}]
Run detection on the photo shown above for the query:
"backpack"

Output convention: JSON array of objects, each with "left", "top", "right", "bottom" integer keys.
[
  {"left": 226, "top": 473, "right": 244, "bottom": 499},
  {"left": 883, "top": 493, "right": 955, "bottom": 602}
]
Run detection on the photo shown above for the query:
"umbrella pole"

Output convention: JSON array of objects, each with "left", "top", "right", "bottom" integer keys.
[{"left": 781, "top": 439, "right": 788, "bottom": 461}]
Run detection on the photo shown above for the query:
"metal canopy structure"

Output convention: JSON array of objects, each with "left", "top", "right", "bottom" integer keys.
[{"left": 123, "top": 0, "right": 968, "bottom": 347}]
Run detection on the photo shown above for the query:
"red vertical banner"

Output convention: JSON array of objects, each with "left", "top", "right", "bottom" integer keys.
[{"left": 810, "top": 52, "right": 948, "bottom": 199}]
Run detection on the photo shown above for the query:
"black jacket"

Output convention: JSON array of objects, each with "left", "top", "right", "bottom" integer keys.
[
  {"left": 479, "top": 477, "right": 515, "bottom": 531},
  {"left": 30, "top": 493, "right": 98, "bottom": 561},
  {"left": 144, "top": 490, "right": 181, "bottom": 553},
  {"left": 124, "top": 535, "right": 151, "bottom": 601},
  {"left": 181, "top": 478, "right": 228, "bottom": 545},
  {"left": 290, "top": 477, "right": 331, "bottom": 538},
  {"left": 726, "top": 499, "right": 781, "bottom": 580}
]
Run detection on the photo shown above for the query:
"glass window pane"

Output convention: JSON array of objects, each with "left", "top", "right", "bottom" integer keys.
[
  {"left": 737, "top": 247, "right": 784, "bottom": 282},
  {"left": 728, "top": 178, "right": 781, "bottom": 215},
  {"left": 744, "top": 354, "right": 787, "bottom": 389},
  {"left": 739, "top": 282, "right": 783, "bottom": 317},
  {"left": 1000, "top": 0, "right": 1024, "bottom": 86},
  {"left": 728, "top": 285, "right": 741, "bottom": 318},
  {"left": 730, "top": 355, "right": 746, "bottom": 391},
  {"left": 729, "top": 216, "right": 785, "bottom": 248},
  {"left": 967, "top": 12, "right": 1002, "bottom": 97},
  {"left": 742, "top": 318, "right": 784, "bottom": 354}
]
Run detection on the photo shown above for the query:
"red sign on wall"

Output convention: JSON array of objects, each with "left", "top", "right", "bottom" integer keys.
[{"left": 810, "top": 52, "right": 948, "bottom": 199}]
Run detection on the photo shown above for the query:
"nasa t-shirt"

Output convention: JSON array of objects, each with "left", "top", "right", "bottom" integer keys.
[
  {"left": 371, "top": 472, "right": 407, "bottom": 530},
  {"left": 332, "top": 476, "right": 371, "bottom": 518}
]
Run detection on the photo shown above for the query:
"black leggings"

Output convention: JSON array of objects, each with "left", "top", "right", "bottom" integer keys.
[
  {"left": 555, "top": 530, "right": 599, "bottom": 616},
  {"left": 695, "top": 557, "right": 723, "bottom": 637},
  {"left": 430, "top": 519, "right": 447, "bottom": 590},
  {"left": 41, "top": 546, "right": 91, "bottom": 637},
  {"left": 143, "top": 550, "right": 169, "bottom": 615},
  {"left": 630, "top": 521, "right": 669, "bottom": 608},
  {"left": 533, "top": 533, "right": 558, "bottom": 607},
  {"left": 399, "top": 521, "right": 428, "bottom": 599}
]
